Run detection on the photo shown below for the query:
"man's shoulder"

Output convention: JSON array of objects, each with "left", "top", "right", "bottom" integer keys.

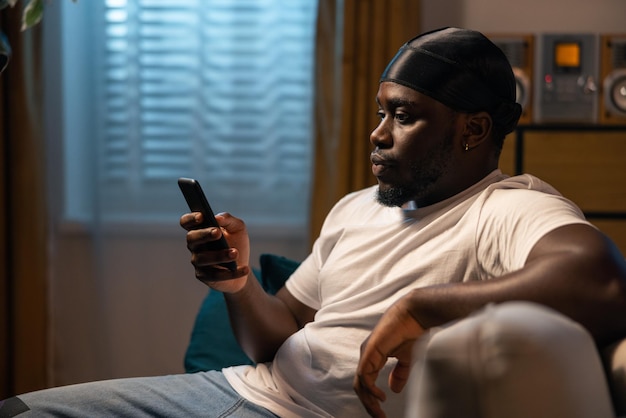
[
  {"left": 488, "top": 173, "right": 563, "bottom": 196},
  {"left": 478, "top": 173, "right": 585, "bottom": 221}
]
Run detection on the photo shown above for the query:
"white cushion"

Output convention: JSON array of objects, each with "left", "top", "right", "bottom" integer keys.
[{"left": 406, "top": 302, "right": 615, "bottom": 418}]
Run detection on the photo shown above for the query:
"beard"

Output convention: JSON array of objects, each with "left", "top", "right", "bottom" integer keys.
[{"left": 376, "top": 126, "right": 455, "bottom": 208}]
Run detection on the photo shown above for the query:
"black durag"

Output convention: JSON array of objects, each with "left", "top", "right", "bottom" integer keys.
[{"left": 380, "top": 27, "right": 522, "bottom": 135}]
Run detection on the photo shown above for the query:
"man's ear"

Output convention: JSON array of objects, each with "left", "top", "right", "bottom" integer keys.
[{"left": 462, "top": 111, "right": 492, "bottom": 150}]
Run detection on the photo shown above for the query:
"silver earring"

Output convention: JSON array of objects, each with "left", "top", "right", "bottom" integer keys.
[{"left": 464, "top": 143, "right": 469, "bottom": 151}]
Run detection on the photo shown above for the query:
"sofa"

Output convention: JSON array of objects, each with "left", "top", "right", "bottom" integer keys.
[
  {"left": 406, "top": 301, "right": 626, "bottom": 418},
  {"left": 184, "top": 254, "right": 626, "bottom": 417}
]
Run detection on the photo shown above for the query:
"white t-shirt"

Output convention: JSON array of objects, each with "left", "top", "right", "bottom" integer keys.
[{"left": 223, "top": 170, "right": 590, "bottom": 418}]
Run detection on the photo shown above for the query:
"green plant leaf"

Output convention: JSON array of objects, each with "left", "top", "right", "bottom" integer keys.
[
  {"left": 21, "top": 0, "right": 44, "bottom": 31},
  {"left": 0, "top": 0, "right": 19, "bottom": 11}
]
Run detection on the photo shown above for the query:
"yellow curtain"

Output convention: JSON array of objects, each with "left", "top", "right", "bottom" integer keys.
[
  {"left": 0, "top": 7, "right": 48, "bottom": 397},
  {"left": 310, "top": 0, "right": 421, "bottom": 242},
  {"left": 0, "top": 0, "right": 422, "bottom": 396}
]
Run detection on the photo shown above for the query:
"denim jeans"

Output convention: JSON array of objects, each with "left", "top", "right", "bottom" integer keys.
[{"left": 3, "top": 370, "right": 278, "bottom": 418}]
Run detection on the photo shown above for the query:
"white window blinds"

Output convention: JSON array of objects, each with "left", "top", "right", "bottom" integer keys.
[{"left": 75, "top": 0, "right": 317, "bottom": 228}]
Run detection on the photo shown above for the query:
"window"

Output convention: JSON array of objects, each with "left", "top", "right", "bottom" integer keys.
[{"left": 57, "top": 0, "right": 317, "bottom": 232}]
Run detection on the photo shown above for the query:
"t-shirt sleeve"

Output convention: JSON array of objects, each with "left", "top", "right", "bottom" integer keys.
[
  {"left": 282, "top": 192, "right": 355, "bottom": 310},
  {"left": 283, "top": 187, "right": 382, "bottom": 311},
  {"left": 475, "top": 188, "right": 591, "bottom": 278},
  {"left": 284, "top": 253, "right": 322, "bottom": 310}
]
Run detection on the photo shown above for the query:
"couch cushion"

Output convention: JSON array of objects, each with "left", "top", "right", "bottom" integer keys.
[
  {"left": 184, "top": 254, "right": 300, "bottom": 373},
  {"left": 406, "top": 302, "right": 616, "bottom": 418},
  {"left": 259, "top": 254, "right": 301, "bottom": 295}
]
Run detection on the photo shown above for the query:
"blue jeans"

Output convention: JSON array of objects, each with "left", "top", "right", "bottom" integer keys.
[{"left": 3, "top": 371, "right": 278, "bottom": 418}]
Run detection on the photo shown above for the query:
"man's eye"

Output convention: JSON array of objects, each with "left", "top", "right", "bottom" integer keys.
[
  {"left": 395, "top": 113, "right": 409, "bottom": 122},
  {"left": 376, "top": 110, "right": 386, "bottom": 120}
]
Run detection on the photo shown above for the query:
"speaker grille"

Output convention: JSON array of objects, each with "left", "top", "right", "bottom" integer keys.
[{"left": 612, "top": 40, "right": 626, "bottom": 69}]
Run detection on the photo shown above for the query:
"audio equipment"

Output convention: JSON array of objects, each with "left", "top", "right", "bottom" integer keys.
[
  {"left": 490, "top": 34, "right": 534, "bottom": 125},
  {"left": 599, "top": 34, "right": 626, "bottom": 124},
  {"left": 534, "top": 33, "right": 600, "bottom": 124}
]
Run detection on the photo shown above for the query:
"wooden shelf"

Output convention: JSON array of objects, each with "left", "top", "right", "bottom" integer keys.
[{"left": 503, "top": 124, "right": 626, "bottom": 255}]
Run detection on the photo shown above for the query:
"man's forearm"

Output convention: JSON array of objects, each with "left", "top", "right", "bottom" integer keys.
[
  {"left": 224, "top": 274, "right": 301, "bottom": 363},
  {"left": 406, "top": 229, "right": 626, "bottom": 346}
]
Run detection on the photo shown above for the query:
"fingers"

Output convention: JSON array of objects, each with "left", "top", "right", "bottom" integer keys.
[
  {"left": 354, "top": 354, "right": 411, "bottom": 417},
  {"left": 191, "top": 245, "right": 236, "bottom": 267},
  {"left": 180, "top": 211, "right": 243, "bottom": 233},
  {"left": 354, "top": 299, "right": 426, "bottom": 416},
  {"left": 195, "top": 264, "right": 250, "bottom": 284},
  {"left": 214, "top": 211, "right": 247, "bottom": 235},
  {"left": 179, "top": 212, "right": 198, "bottom": 230},
  {"left": 388, "top": 356, "right": 412, "bottom": 394},
  {"left": 354, "top": 375, "right": 387, "bottom": 417},
  {"left": 354, "top": 339, "right": 388, "bottom": 417},
  {"left": 180, "top": 211, "right": 248, "bottom": 283},
  {"left": 185, "top": 225, "right": 227, "bottom": 252},
  {"left": 180, "top": 212, "right": 210, "bottom": 231}
]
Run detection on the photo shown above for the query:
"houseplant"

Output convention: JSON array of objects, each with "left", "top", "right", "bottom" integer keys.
[
  {"left": 1, "top": 0, "right": 47, "bottom": 31},
  {"left": 0, "top": 0, "right": 76, "bottom": 72}
]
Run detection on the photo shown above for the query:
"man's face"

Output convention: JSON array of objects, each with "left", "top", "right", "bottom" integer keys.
[{"left": 371, "top": 82, "right": 460, "bottom": 207}]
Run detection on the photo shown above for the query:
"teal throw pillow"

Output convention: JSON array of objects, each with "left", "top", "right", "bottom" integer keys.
[{"left": 184, "top": 253, "right": 301, "bottom": 373}]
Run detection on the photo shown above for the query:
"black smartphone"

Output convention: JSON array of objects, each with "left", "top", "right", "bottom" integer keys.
[{"left": 178, "top": 177, "right": 237, "bottom": 271}]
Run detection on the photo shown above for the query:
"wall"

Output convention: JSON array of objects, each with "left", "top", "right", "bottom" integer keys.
[
  {"left": 421, "top": 0, "right": 626, "bottom": 33},
  {"left": 47, "top": 0, "right": 626, "bottom": 387},
  {"left": 420, "top": 0, "right": 626, "bottom": 254},
  {"left": 49, "top": 227, "right": 307, "bottom": 385}
]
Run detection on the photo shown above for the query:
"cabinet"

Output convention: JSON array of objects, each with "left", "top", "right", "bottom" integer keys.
[{"left": 499, "top": 125, "right": 626, "bottom": 255}]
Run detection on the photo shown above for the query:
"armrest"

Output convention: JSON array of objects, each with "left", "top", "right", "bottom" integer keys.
[{"left": 406, "top": 302, "right": 615, "bottom": 418}]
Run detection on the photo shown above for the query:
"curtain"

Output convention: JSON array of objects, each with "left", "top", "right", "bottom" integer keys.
[
  {"left": 0, "top": 7, "right": 48, "bottom": 397},
  {"left": 310, "top": 0, "right": 421, "bottom": 242},
  {"left": 0, "top": 0, "right": 422, "bottom": 396}
]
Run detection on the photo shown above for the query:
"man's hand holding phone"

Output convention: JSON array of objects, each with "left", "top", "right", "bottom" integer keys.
[{"left": 179, "top": 178, "right": 251, "bottom": 292}]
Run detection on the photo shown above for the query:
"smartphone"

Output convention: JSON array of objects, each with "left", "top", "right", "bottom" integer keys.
[{"left": 178, "top": 177, "right": 237, "bottom": 271}]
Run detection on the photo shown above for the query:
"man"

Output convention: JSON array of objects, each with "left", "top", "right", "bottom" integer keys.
[
  {"left": 350, "top": 27, "right": 626, "bottom": 417},
  {"left": 3, "top": 27, "right": 626, "bottom": 418}
]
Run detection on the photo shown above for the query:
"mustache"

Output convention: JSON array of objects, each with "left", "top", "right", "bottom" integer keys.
[{"left": 370, "top": 149, "right": 397, "bottom": 165}]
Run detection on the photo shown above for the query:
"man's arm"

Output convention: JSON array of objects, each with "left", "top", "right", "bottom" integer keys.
[
  {"left": 407, "top": 223, "right": 626, "bottom": 344},
  {"left": 224, "top": 277, "right": 316, "bottom": 363},
  {"left": 181, "top": 211, "right": 316, "bottom": 363},
  {"left": 354, "top": 223, "right": 626, "bottom": 417}
]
